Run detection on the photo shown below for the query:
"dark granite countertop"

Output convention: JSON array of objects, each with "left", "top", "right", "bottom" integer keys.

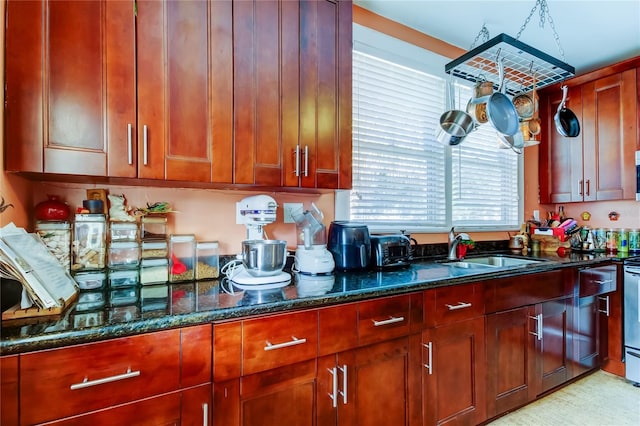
[{"left": 0, "top": 250, "right": 631, "bottom": 355}]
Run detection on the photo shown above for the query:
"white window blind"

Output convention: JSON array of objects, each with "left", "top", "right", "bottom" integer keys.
[{"left": 349, "top": 45, "right": 521, "bottom": 232}]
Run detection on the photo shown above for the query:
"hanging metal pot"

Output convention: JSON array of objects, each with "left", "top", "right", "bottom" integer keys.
[
  {"left": 436, "top": 82, "right": 475, "bottom": 146},
  {"left": 554, "top": 85, "right": 580, "bottom": 137},
  {"left": 512, "top": 76, "right": 534, "bottom": 120},
  {"left": 527, "top": 72, "right": 541, "bottom": 136},
  {"left": 466, "top": 96, "right": 490, "bottom": 124},
  {"left": 486, "top": 59, "right": 520, "bottom": 137}
]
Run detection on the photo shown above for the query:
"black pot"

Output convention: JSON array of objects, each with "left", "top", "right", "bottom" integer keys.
[{"left": 554, "top": 86, "right": 580, "bottom": 137}]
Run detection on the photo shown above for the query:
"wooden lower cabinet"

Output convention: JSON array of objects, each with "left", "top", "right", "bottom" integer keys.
[
  {"left": 485, "top": 297, "right": 573, "bottom": 418},
  {"left": 0, "top": 355, "right": 19, "bottom": 426},
  {"left": 422, "top": 317, "right": 486, "bottom": 426},
  {"left": 318, "top": 336, "right": 422, "bottom": 426}
]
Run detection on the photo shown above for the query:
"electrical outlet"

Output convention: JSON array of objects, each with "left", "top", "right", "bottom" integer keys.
[{"left": 283, "top": 203, "right": 303, "bottom": 223}]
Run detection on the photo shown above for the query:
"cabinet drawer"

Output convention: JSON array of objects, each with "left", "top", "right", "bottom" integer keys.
[
  {"left": 20, "top": 330, "right": 181, "bottom": 425},
  {"left": 358, "top": 295, "right": 412, "bottom": 346},
  {"left": 242, "top": 310, "right": 318, "bottom": 375},
  {"left": 318, "top": 302, "right": 358, "bottom": 356},
  {"left": 427, "top": 283, "right": 484, "bottom": 327},
  {"left": 580, "top": 265, "right": 616, "bottom": 296}
]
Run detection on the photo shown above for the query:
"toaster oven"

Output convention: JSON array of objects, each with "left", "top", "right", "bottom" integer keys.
[{"left": 370, "top": 235, "right": 412, "bottom": 269}]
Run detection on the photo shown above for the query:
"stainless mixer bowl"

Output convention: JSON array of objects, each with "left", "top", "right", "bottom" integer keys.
[{"left": 241, "top": 240, "right": 287, "bottom": 276}]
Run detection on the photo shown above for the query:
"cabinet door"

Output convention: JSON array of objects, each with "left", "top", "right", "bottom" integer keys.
[
  {"left": 295, "top": 0, "right": 352, "bottom": 189},
  {"left": 182, "top": 383, "right": 212, "bottom": 426},
  {"left": 233, "top": 0, "right": 297, "bottom": 186},
  {"left": 348, "top": 336, "right": 421, "bottom": 426},
  {"left": 214, "top": 360, "right": 317, "bottom": 426},
  {"left": 422, "top": 317, "right": 486, "bottom": 426},
  {"left": 485, "top": 306, "right": 538, "bottom": 418},
  {"left": 0, "top": 355, "right": 18, "bottom": 426},
  {"left": 5, "top": 0, "right": 136, "bottom": 177},
  {"left": 537, "top": 297, "right": 573, "bottom": 393},
  {"left": 137, "top": 0, "right": 233, "bottom": 182},
  {"left": 538, "top": 85, "right": 584, "bottom": 203},
  {"left": 581, "top": 69, "right": 637, "bottom": 201},
  {"left": 574, "top": 295, "right": 601, "bottom": 375}
]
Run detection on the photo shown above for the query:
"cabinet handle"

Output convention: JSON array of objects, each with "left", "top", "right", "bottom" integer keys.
[
  {"left": 294, "top": 145, "right": 300, "bottom": 177},
  {"left": 598, "top": 295, "right": 610, "bottom": 316},
  {"left": 338, "top": 364, "right": 348, "bottom": 404},
  {"left": 594, "top": 279, "right": 612, "bottom": 285},
  {"left": 528, "top": 314, "right": 543, "bottom": 341},
  {"left": 328, "top": 367, "right": 338, "bottom": 408},
  {"left": 586, "top": 179, "right": 590, "bottom": 196},
  {"left": 70, "top": 367, "right": 140, "bottom": 390},
  {"left": 264, "top": 336, "right": 306, "bottom": 351},
  {"left": 579, "top": 180, "right": 583, "bottom": 196},
  {"left": 423, "top": 341, "right": 433, "bottom": 375},
  {"left": 143, "top": 125, "right": 149, "bottom": 165},
  {"left": 127, "top": 123, "right": 133, "bottom": 165},
  {"left": 445, "top": 302, "right": 472, "bottom": 310},
  {"left": 372, "top": 316, "right": 405, "bottom": 327},
  {"left": 202, "top": 402, "right": 208, "bottom": 426},
  {"left": 303, "top": 145, "right": 309, "bottom": 177}
]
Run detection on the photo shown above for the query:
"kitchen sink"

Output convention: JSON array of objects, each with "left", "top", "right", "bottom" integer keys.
[
  {"left": 446, "top": 261, "right": 496, "bottom": 269},
  {"left": 462, "top": 255, "right": 546, "bottom": 267}
]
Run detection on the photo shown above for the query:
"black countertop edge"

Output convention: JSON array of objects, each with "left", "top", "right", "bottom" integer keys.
[{"left": 0, "top": 253, "right": 626, "bottom": 356}]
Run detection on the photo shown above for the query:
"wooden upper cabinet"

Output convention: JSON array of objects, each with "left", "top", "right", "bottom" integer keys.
[
  {"left": 5, "top": 0, "right": 136, "bottom": 177},
  {"left": 539, "top": 64, "right": 638, "bottom": 203},
  {"left": 137, "top": 0, "right": 233, "bottom": 183}
]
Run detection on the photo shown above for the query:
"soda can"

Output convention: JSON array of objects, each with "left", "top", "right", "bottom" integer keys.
[{"left": 629, "top": 229, "right": 640, "bottom": 252}]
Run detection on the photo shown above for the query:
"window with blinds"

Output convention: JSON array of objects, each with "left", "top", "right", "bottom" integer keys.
[{"left": 347, "top": 40, "right": 522, "bottom": 233}]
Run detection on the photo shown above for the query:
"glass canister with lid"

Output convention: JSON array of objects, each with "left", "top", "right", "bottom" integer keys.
[
  {"left": 196, "top": 241, "right": 220, "bottom": 280},
  {"left": 169, "top": 234, "right": 196, "bottom": 282},
  {"left": 629, "top": 229, "right": 640, "bottom": 252},
  {"left": 35, "top": 220, "right": 71, "bottom": 271},
  {"left": 72, "top": 214, "right": 107, "bottom": 271}
]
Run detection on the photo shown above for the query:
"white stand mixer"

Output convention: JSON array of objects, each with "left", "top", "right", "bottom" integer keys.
[
  {"left": 293, "top": 204, "right": 335, "bottom": 275},
  {"left": 226, "top": 195, "right": 291, "bottom": 288}
]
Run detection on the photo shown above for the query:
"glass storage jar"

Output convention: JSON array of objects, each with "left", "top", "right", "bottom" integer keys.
[
  {"left": 109, "top": 222, "right": 139, "bottom": 242},
  {"left": 72, "top": 214, "right": 107, "bottom": 271},
  {"left": 169, "top": 234, "right": 196, "bottom": 282},
  {"left": 140, "top": 258, "right": 169, "bottom": 285},
  {"left": 141, "top": 240, "right": 169, "bottom": 259},
  {"left": 196, "top": 241, "right": 219, "bottom": 280},
  {"left": 141, "top": 215, "right": 168, "bottom": 240},
  {"left": 73, "top": 270, "right": 107, "bottom": 290},
  {"left": 108, "top": 241, "right": 140, "bottom": 268},
  {"left": 35, "top": 220, "right": 71, "bottom": 271},
  {"left": 629, "top": 229, "right": 640, "bottom": 252},
  {"left": 108, "top": 268, "right": 139, "bottom": 288},
  {"left": 617, "top": 228, "right": 629, "bottom": 253}
]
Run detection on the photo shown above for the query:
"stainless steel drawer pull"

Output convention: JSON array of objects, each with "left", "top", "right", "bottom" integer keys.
[
  {"left": 446, "top": 302, "right": 472, "bottom": 310},
  {"left": 328, "top": 367, "right": 338, "bottom": 408},
  {"left": 594, "top": 279, "right": 612, "bottom": 285},
  {"left": 372, "top": 316, "right": 405, "bottom": 327},
  {"left": 127, "top": 123, "right": 133, "bottom": 165},
  {"left": 338, "top": 364, "right": 348, "bottom": 404},
  {"left": 598, "top": 295, "right": 610, "bottom": 316},
  {"left": 264, "top": 336, "right": 307, "bottom": 351},
  {"left": 423, "top": 341, "right": 433, "bottom": 375},
  {"left": 294, "top": 145, "right": 300, "bottom": 177},
  {"left": 70, "top": 367, "right": 140, "bottom": 390},
  {"left": 202, "top": 403, "right": 209, "bottom": 426},
  {"left": 528, "top": 314, "right": 543, "bottom": 340}
]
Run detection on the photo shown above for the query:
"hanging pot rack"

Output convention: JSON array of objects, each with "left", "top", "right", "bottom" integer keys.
[{"left": 444, "top": 0, "right": 575, "bottom": 97}]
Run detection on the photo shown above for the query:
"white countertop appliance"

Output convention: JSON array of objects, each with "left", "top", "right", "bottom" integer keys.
[{"left": 293, "top": 204, "right": 334, "bottom": 275}]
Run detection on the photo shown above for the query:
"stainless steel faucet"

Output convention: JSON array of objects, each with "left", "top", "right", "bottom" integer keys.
[{"left": 447, "top": 227, "right": 470, "bottom": 261}]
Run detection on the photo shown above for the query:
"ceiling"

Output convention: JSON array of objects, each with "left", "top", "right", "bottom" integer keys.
[{"left": 353, "top": 0, "right": 640, "bottom": 76}]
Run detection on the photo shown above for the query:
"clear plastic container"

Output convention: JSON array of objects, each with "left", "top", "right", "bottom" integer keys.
[
  {"left": 141, "top": 240, "right": 169, "bottom": 259},
  {"left": 140, "top": 258, "right": 169, "bottom": 285},
  {"left": 108, "top": 241, "right": 140, "bottom": 268},
  {"left": 72, "top": 214, "right": 107, "bottom": 271},
  {"left": 141, "top": 215, "right": 168, "bottom": 240},
  {"left": 169, "top": 234, "right": 196, "bottom": 282},
  {"left": 110, "top": 222, "right": 139, "bottom": 242},
  {"left": 196, "top": 241, "right": 220, "bottom": 280},
  {"left": 108, "top": 268, "right": 139, "bottom": 288},
  {"left": 73, "top": 270, "right": 107, "bottom": 290},
  {"left": 35, "top": 221, "right": 71, "bottom": 270}
]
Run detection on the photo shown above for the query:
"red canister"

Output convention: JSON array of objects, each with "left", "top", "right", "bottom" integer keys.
[{"left": 35, "top": 195, "right": 71, "bottom": 221}]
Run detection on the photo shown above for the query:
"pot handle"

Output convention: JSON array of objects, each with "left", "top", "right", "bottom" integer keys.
[{"left": 557, "top": 85, "right": 568, "bottom": 114}]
